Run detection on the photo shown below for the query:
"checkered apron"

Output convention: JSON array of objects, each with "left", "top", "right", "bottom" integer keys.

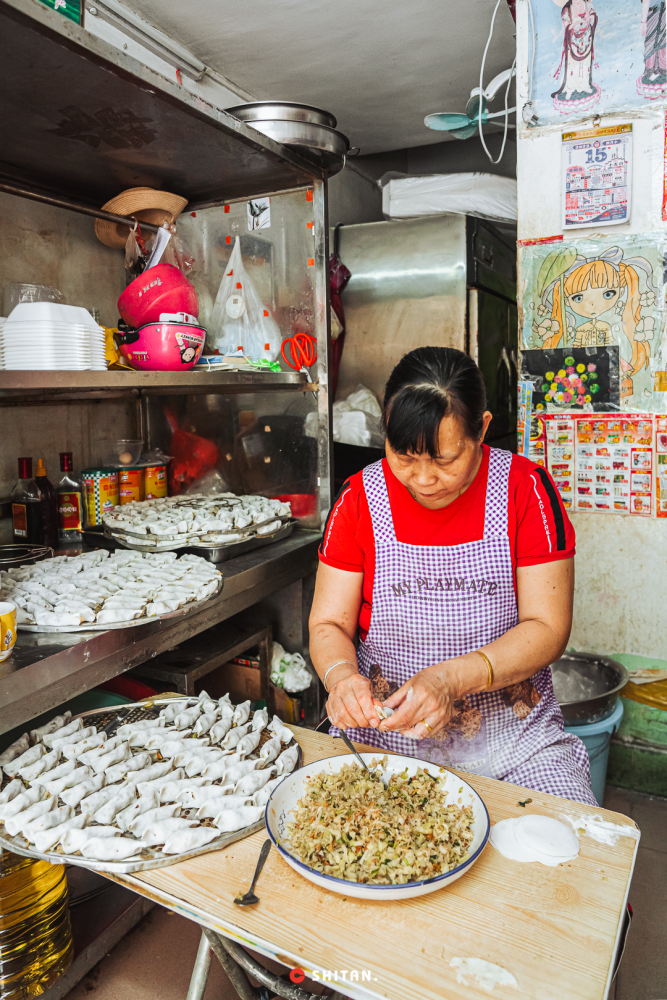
[{"left": 331, "top": 450, "right": 596, "bottom": 806}]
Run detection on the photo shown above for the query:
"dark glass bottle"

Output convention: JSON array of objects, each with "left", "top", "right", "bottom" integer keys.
[
  {"left": 35, "top": 458, "right": 59, "bottom": 550},
  {"left": 57, "top": 452, "right": 84, "bottom": 543},
  {"left": 11, "top": 458, "right": 42, "bottom": 544}
]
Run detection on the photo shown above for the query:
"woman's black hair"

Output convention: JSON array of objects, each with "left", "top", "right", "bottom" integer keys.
[{"left": 383, "top": 347, "right": 487, "bottom": 457}]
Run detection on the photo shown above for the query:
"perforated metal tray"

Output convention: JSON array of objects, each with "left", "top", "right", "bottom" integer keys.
[{"left": 0, "top": 698, "right": 301, "bottom": 873}]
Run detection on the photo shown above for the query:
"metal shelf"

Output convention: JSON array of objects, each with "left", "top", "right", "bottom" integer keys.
[
  {"left": 0, "top": 368, "right": 315, "bottom": 402},
  {"left": 0, "top": 530, "right": 320, "bottom": 734},
  {"left": 0, "top": 0, "right": 324, "bottom": 207}
]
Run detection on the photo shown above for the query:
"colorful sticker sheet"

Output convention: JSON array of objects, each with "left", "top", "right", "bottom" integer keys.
[
  {"left": 520, "top": 235, "right": 667, "bottom": 412},
  {"left": 521, "top": 346, "right": 620, "bottom": 412},
  {"left": 562, "top": 124, "right": 631, "bottom": 229},
  {"left": 530, "top": 0, "right": 666, "bottom": 127}
]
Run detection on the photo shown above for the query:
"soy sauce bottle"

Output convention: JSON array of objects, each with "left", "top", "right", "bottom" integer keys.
[
  {"left": 35, "top": 458, "right": 58, "bottom": 550},
  {"left": 11, "top": 458, "right": 41, "bottom": 544}
]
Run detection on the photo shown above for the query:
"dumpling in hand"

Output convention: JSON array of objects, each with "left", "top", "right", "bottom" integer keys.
[
  {"left": 161, "top": 827, "right": 219, "bottom": 855},
  {"left": 231, "top": 700, "right": 251, "bottom": 727}
]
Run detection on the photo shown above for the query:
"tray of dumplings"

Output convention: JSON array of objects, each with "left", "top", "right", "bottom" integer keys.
[
  {"left": 102, "top": 493, "right": 293, "bottom": 553},
  {"left": 0, "top": 694, "right": 301, "bottom": 873},
  {"left": 1, "top": 548, "right": 223, "bottom": 632}
]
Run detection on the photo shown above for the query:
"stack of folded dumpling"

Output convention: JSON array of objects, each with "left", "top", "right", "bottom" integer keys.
[
  {"left": 102, "top": 492, "right": 291, "bottom": 549},
  {"left": 0, "top": 692, "right": 299, "bottom": 868},
  {"left": 0, "top": 548, "right": 222, "bottom": 627}
]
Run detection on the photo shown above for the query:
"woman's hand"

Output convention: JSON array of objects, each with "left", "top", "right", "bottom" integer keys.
[
  {"left": 326, "top": 664, "right": 380, "bottom": 730},
  {"left": 378, "top": 661, "right": 465, "bottom": 740}
]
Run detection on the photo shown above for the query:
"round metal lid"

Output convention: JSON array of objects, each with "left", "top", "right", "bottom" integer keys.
[{"left": 226, "top": 101, "right": 337, "bottom": 129}]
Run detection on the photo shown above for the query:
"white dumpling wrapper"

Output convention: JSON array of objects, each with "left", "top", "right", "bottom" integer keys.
[
  {"left": 231, "top": 701, "right": 251, "bottom": 726},
  {"left": 105, "top": 752, "right": 151, "bottom": 784},
  {"left": 81, "top": 837, "right": 146, "bottom": 861},
  {"left": 258, "top": 735, "right": 281, "bottom": 764},
  {"left": 51, "top": 727, "right": 96, "bottom": 751},
  {"left": 0, "top": 785, "right": 47, "bottom": 820},
  {"left": 60, "top": 774, "right": 106, "bottom": 807},
  {"left": 4, "top": 743, "right": 47, "bottom": 778},
  {"left": 251, "top": 708, "right": 268, "bottom": 732},
  {"left": 22, "top": 804, "right": 74, "bottom": 841},
  {"left": 5, "top": 796, "right": 56, "bottom": 837},
  {"left": 129, "top": 804, "right": 180, "bottom": 836},
  {"left": 196, "top": 795, "right": 253, "bottom": 818},
  {"left": 19, "top": 748, "right": 61, "bottom": 781},
  {"left": 33, "top": 813, "right": 87, "bottom": 853},
  {"left": 212, "top": 805, "right": 264, "bottom": 833},
  {"left": 141, "top": 817, "right": 198, "bottom": 846},
  {"left": 93, "top": 784, "right": 136, "bottom": 825},
  {"left": 127, "top": 760, "right": 173, "bottom": 786},
  {"left": 90, "top": 742, "right": 130, "bottom": 774},
  {"left": 115, "top": 790, "right": 160, "bottom": 832},
  {"left": 275, "top": 744, "right": 299, "bottom": 775},
  {"left": 63, "top": 733, "right": 108, "bottom": 759},
  {"left": 209, "top": 718, "right": 232, "bottom": 743}
]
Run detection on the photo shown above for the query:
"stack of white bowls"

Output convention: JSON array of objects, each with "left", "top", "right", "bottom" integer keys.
[{"left": 0, "top": 303, "right": 107, "bottom": 370}]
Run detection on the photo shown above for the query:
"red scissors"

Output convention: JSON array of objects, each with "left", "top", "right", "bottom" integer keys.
[{"left": 281, "top": 333, "right": 317, "bottom": 371}]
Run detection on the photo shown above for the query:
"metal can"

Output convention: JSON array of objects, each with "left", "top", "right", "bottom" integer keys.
[
  {"left": 81, "top": 468, "right": 120, "bottom": 526},
  {"left": 144, "top": 464, "right": 168, "bottom": 499},
  {"left": 119, "top": 467, "right": 145, "bottom": 504}
]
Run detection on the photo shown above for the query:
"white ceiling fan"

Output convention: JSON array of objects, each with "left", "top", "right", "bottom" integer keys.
[
  {"left": 423, "top": 0, "right": 516, "bottom": 164},
  {"left": 424, "top": 67, "right": 516, "bottom": 140}
]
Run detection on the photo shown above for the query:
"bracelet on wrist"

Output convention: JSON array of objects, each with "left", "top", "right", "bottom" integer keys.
[
  {"left": 475, "top": 650, "right": 494, "bottom": 691},
  {"left": 323, "top": 660, "right": 356, "bottom": 692}
]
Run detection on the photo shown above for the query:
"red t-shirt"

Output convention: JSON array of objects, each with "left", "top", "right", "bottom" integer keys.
[{"left": 319, "top": 446, "right": 575, "bottom": 639}]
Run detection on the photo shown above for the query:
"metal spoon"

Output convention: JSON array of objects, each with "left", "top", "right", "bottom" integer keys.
[
  {"left": 234, "top": 839, "right": 271, "bottom": 906},
  {"left": 338, "top": 729, "right": 370, "bottom": 772}
]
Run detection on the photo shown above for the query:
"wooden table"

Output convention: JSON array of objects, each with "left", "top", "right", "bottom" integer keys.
[{"left": 112, "top": 727, "right": 640, "bottom": 1000}]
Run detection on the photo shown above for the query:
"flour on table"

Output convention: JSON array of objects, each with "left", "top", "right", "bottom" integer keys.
[{"left": 450, "top": 957, "right": 518, "bottom": 992}]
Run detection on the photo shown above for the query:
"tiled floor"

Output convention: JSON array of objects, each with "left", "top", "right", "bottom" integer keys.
[{"left": 65, "top": 787, "right": 666, "bottom": 1000}]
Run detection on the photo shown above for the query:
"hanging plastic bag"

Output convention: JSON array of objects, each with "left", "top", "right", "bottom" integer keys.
[
  {"left": 161, "top": 223, "right": 197, "bottom": 276},
  {"left": 270, "top": 642, "right": 313, "bottom": 692},
  {"left": 124, "top": 222, "right": 147, "bottom": 276},
  {"left": 207, "top": 237, "right": 281, "bottom": 361}
]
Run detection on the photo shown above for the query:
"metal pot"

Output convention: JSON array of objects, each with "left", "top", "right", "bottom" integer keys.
[
  {"left": 550, "top": 652, "right": 628, "bottom": 725},
  {"left": 226, "top": 101, "right": 337, "bottom": 129},
  {"left": 0, "top": 544, "right": 53, "bottom": 569},
  {"left": 239, "top": 119, "right": 349, "bottom": 175}
]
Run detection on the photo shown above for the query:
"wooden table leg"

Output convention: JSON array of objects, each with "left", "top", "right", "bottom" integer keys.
[{"left": 186, "top": 929, "right": 212, "bottom": 1000}]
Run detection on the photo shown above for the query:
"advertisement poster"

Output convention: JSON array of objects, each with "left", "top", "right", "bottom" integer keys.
[
  {"left": 528, "top": 413, "right": 547, "bottom": 469},
  {"left": 575, "top": 414, "right": 654, "bottom": 515},
  {"left": 562, "top": 124, "right": 631, "bottom": 229},
  {"left": 521, "top": 346, "right": 620, "bottom": 413},
  {"left": 530, "top": 0, "right": 666, "bottom": 127},
  {"left": 545, "top": 415, "right": 576, "bottom": 509},
  {"left": 520, "top": 235, "right": 666, "bottom": 410},
  {"left": 657, "top": 455, "right": 667, "bottom": 517},
  {"left": 517, "top": 381, "right": 533, "bottom": 457}
]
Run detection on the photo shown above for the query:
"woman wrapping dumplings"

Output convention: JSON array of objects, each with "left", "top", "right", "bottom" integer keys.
[{"left": 310, "top": 347, "right": 595, "bottom": 806}]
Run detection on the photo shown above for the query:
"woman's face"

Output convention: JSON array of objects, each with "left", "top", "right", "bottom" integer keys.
[
  {"left": 385, "top": 411, "right": 492, "bottom": 510},
  {"left": 567, "top": 285, "right": 619, "bottom": 319}
]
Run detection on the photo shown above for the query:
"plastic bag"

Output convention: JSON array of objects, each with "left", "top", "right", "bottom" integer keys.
[
  {"left": 270, "top": 642, "right": 313, "bottom": 692},
  {"left": 380, "top": 172, "right": 517, "bottom": 223},
  {"left": 332, "top": 384, "right": 385, "bottom": 448},
  {"left": 161, "top": 224, "right": 197, "bottom": 276},
  {"left": 164, "top": 406, "right": 219, "bottom": 495},
  {"left": 207, "top": 237, "right": 281, "bottom": 361}
]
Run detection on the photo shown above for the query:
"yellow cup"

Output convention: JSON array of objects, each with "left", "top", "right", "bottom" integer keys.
[{"left": 0, "top": 602, "right": 17, "bottom": 662}]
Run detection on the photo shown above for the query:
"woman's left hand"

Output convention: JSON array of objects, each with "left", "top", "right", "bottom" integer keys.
[{"left": 377, "top": 661, "right": 463, "bottom": 740}]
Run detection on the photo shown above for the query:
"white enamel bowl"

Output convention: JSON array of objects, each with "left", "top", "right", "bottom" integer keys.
[{"left": 265, "top": 752, "right": 490, "bottom": 901}]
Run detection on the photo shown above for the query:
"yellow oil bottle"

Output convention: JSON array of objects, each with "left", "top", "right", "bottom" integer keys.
[{"left": 0, "top": 850, "right": 72, "bottom": 999}]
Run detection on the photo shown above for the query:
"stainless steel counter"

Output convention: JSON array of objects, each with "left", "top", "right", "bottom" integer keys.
[{"left": 0, "top": 531, "right": 320, "bottom": 734}]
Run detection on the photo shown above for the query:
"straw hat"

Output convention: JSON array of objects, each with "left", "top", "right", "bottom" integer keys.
[{"left": 95, "top": 187, "right": 188, "bottom": 249}]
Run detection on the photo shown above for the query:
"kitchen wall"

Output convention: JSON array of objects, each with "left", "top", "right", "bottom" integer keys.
[
  {"left": 355, "top": 132, "right": 517, "bottom": 183},
  {"left": 0, "top": 192, "right": 136, "bottom": 499},
  {"left": 515, "top": 0, "right": 667, "bottom": 661},
  {"left": 328, "top": 165, "right": 383, "bottom": 228}
]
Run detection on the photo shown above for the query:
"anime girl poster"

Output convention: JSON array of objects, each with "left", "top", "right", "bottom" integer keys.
[
  {"left": 531, "top": 0, "right": 666, "bottom": 126},
  {"left": 520, "top": 235, "right": 667, "bottom": 410}
]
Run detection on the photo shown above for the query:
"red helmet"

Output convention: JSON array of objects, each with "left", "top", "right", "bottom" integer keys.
[{"left": 118, "top": 264, "right": 198, "bottom": 328}]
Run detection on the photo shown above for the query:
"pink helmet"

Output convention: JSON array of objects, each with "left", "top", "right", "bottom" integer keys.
[
  {"left": 118, "top": 264, "right": 198, "bottom": 328},
  {"left": 117, "top": 322, "right": 205, "bottom": 371}
]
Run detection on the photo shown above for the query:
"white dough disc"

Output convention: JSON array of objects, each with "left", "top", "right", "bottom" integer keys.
[{"left": 514, "top": 815, "right": 580, "bottom": 859}]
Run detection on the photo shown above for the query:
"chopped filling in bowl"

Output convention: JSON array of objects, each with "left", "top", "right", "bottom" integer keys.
[{"left": 287, "top": 759, "right": 474, "bottom": 884}]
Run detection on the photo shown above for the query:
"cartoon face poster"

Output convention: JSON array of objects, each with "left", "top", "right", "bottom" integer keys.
[
  {"left": 520, "top": 235, "right": 667, "bottom": 410},
  {"left": 531, "top": 0, "right": 667, "bottom": 126}
]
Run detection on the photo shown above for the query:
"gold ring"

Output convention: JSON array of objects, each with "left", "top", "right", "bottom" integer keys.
[{"left": 421, "top": 719, "right": 433, "bottom": 734}]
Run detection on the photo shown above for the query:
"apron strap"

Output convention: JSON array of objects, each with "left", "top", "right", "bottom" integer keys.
[
  {"left": 484, "top": 447, "right": 512, "bottom": 538},
  {"left": 362, "top": 460, "right": 396, "bottom": 542}
]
